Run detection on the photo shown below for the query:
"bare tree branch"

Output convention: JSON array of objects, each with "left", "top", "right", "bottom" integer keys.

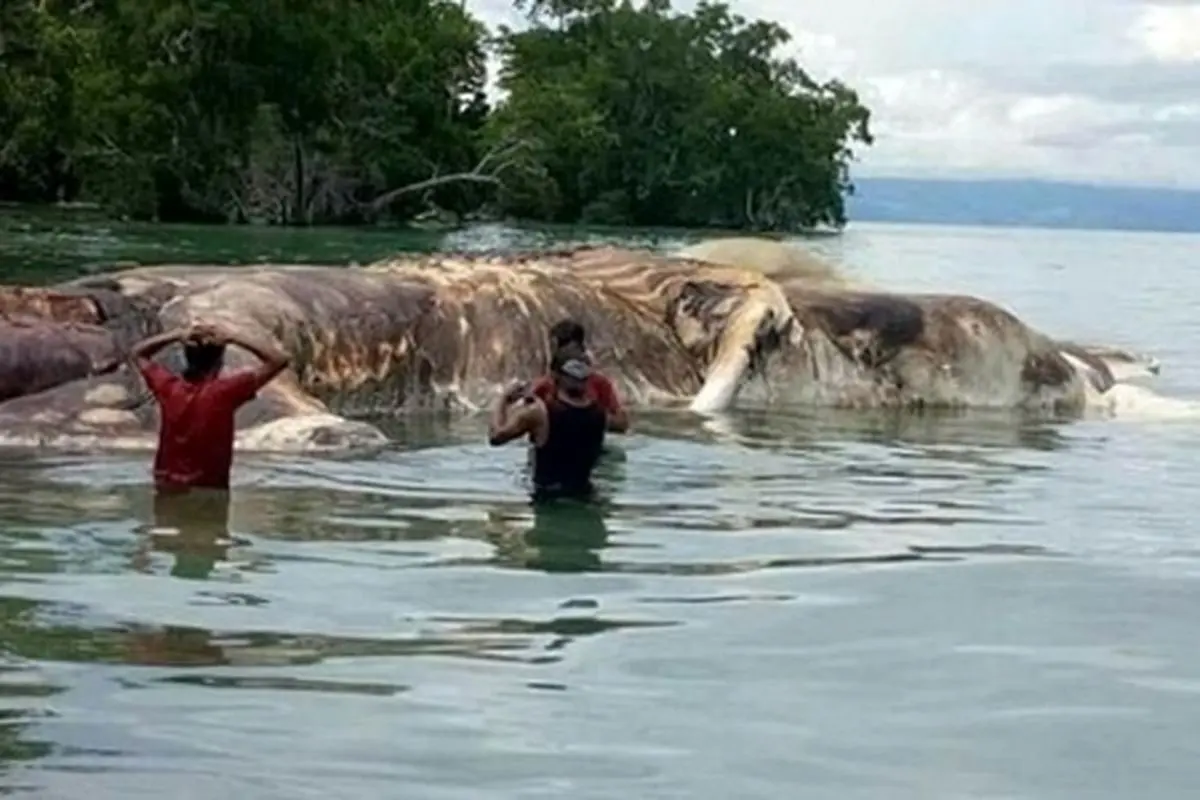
[
  {"left": 365, "top": 173, "right": 503, "bottom": 212},
  {"left": 363, "top": 138, "right": 533, "bottom": 214}
]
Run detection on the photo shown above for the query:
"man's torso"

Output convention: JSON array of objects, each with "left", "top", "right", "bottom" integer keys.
[
  {"left": 141, "top": 364, "right": 259, "bottom": 489},
  {"left": 531, "top": 397, "right": 607, "bottom": 497},
  {"left": 530, "top": 373, "right": 618, "bottom": 412}
]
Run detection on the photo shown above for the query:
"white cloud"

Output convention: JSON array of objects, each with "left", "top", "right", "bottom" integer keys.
[
  {"left": 1131, "top": 3, "right": 1200, "bottom": 62},
  {"left": 467, "top": 0, "right": 1200, "bottom": 187}
]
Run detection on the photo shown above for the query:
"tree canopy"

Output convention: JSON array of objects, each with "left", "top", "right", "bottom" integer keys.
[{"left": 0, "top": 0, "right": 873, "bottom": 231}]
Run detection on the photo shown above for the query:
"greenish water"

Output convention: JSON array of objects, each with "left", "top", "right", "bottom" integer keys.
[
  {"left": 0, "top": 206, "right": 749, "bottom": 282},
  {"left": 3, "top": 214, "right": 1200, "bottom": 798}
]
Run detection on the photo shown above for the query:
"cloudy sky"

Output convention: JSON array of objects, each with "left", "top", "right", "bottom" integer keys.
[{"left": 468, "top": 0, "right": 1200, "bottom": 188}]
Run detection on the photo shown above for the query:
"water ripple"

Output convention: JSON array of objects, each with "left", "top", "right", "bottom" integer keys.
[{"left": 3, "top": 221, "right": 1200, "bottom": 798}]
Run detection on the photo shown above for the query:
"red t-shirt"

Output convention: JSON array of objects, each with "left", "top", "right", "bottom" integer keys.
[
  {"left": 530, "top": 372, "right": 621, "bottom": 413},
  {"left": 138, "top": 361, "right": 262, "bottom": 490}
]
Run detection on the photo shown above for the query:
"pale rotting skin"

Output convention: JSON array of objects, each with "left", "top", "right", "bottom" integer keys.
[
  {"left": 773, "top": 281, "right": 1136, "bottom": 411},
  {"left": 0, "top": 252, "right": 773, "bottom": 451},
  {"left": 0, "top": 242, "right": 1162, "bottom": 452}
]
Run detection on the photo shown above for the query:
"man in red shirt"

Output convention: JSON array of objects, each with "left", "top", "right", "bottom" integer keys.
[
  {"left": 528, "top": 319, "right": 629, "bottom": 433},
  {"left": 132, "top": 322, "right": 290, "bottom": 492}
]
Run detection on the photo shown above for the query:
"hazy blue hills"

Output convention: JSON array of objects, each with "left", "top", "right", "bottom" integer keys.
[{"left": 846, "top": 177, "right": 1200, "bottom": 234}]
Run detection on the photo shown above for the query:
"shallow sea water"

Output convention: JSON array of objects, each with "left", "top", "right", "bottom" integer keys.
[{"left": 2, "top": 218, "right": 1200, "bottom": 799}]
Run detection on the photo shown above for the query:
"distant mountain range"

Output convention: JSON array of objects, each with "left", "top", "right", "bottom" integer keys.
[{"left": 846, "top": 177, "right": 1200, "bottom": 234}]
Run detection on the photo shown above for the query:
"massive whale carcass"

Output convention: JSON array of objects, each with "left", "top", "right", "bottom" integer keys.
[
  {"left": 670, "top": 237, "right": 1164, "bottom": 412},
  {"left": 0, "top": 240, "right": 1165, "bottom": 453},
  {"left": 0, "top": 246, "right": 798, "bottom": 452},
  {"left": 553, "top": 241, "right": 1162, "bottom": 413},
  {"left": 674, "top": 236, "right": 1162, "bottom": 382}
]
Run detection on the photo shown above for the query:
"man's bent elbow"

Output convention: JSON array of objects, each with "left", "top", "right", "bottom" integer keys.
[
  {"left": 607, "top": 412, "right": 630, "bottom": 433},
  {"left": 258, "top": 356, "right": 290, "bottom": 385}
]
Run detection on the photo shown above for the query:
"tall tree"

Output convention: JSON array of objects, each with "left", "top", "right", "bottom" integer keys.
[
  {"left": 0, "top": 0, "right": 873, "bottom": 230},
  {"left": 488, "top": 0, "right": 873, "bottom": 230},
  {"left": 0, "top": 0, "right": 502, "bottom": 224}
]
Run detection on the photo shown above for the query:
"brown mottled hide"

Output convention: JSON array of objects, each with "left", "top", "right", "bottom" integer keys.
[
  {"left": 779, "top": 279, "right": 1113, "bottom": 409},
  {"left": 0, "top": 242, "right": 1159, "bottom": 452},
  {"left": 410, "top": 261, "right": 704, "bottom": 404},
  {"left": 0, "top": 366, "right": 146, "bottom": 436},
  {"left": 118, "top": 265, "right": 438, "bottom": 423},
  {"left": 361, "top": 246, "right": 752, "bottom": 406},
  {"left": 0, "top": 264, "right": 435, "bottom": 449},
  {"left": 800, "top": 292, "right": 925, "bottom": 369},
  {"left": 0, "top": 283, "right": 163, "bottom": 407},
  {"left": 0, "top": 316, "right": 122, "bottom": 402},
  {"left": 559, "top": 245, "right": 797, "bottom": 381},
  {"left": 0, "top": 286, "right": 105, "bottom": 325},
  {"left": 680, "top": 235, "right": 1156, "bottom": 398},
  {"left": 907, "top": 294, "right": 1113, "bottom": 396}
]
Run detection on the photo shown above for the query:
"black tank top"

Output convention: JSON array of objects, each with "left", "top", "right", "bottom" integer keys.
[{"left": 531, "top": 398, "right": 607, "bottom": 499}]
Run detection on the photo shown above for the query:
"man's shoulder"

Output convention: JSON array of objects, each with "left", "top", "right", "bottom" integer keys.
[
  {"left": 137, "top": 359, "right": 180, "bottom": 396},
  {"left": 198, "top": 369, "right": 260, "bottom": 404},
  {"left": 521, "top": 394, "right": 549, "bottom": 414},
  {"left": 529, "top": 375, "right": 554, "bottom": 397},
  {"left": 589, "top": 371, "right": 620, "bottom": 401},
  {"left": 137, "top": 358, "right": 173, "bottom": 382},
  {"left": 215, "top": 368, "right": 259, "bottom": 386}
]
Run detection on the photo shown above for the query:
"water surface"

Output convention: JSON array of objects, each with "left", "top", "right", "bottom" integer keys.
[{"left": 1, "top": 216, "right": 1199, "bottom": 799}]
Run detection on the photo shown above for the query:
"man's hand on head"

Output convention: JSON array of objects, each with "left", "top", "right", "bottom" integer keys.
[{"left": 187, "top": 322, "right": 228, "bottom": 347}]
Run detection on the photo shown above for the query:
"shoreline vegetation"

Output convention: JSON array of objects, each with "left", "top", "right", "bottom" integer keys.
[{"left": 0, "top": 0, "right": 872, "bottom": 234}]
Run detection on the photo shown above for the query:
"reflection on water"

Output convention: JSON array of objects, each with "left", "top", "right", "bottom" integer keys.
[
  {"left": 0, "top": 401, "right": 1102, "bottom": 793},
  {"left": 691, "top": 405, "right": 1073, "bottom": 453},
  {"left": 485, "top": 499, "right": 614, "bottom": 574},
  {"left": 140, "top": 490, "right": 236, "bottom": 581},
  {"left": 3, "top": 220, "right": 1200, "bottom": 797},
  {"left": 0, "top": 404, "right": 1087, "bottom": 791}
]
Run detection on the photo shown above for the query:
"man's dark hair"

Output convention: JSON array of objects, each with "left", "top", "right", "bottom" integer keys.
[
  {"left": 182, "top": 341, "right": 225, "bottom": 382},
  {"left": 548, "top": 319, "right": 586, "bottom": 349}
]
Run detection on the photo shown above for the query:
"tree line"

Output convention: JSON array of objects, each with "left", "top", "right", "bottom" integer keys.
[{"left": 0, "top": 0, "right": 874, "bottom": 231}]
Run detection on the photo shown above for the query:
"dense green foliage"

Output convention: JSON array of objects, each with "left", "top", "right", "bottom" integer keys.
[{"left": 0, "top": 0, "right": 873, "bottom": 231}]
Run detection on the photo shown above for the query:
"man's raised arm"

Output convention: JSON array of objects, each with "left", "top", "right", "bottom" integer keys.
[
  {"left": 222, "top": 329, "right": 291, "bottom": 388},
  {"left": 132, "top": 328, "right": 188, "bottom": 366}
]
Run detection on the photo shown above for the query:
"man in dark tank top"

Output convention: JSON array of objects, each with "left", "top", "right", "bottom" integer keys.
[
  {"left": 487, "top": 342, "right": 608, "bottom": 501},
  {"left": 529, "top": 319, "right": 629, "bottom": 434}
]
